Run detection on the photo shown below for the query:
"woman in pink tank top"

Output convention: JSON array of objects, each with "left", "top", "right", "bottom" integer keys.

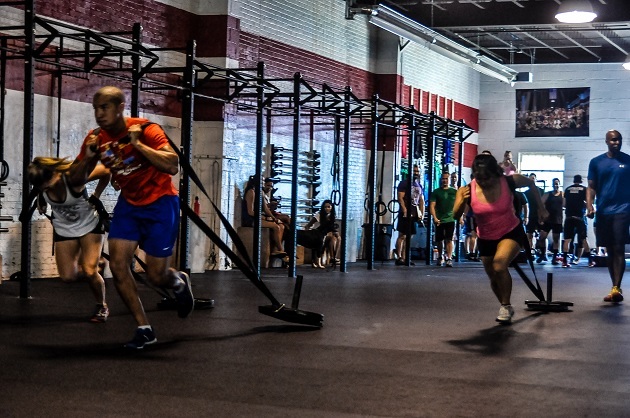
[{"left": 453, "top": 154, "right": 547, "bottom": 324}]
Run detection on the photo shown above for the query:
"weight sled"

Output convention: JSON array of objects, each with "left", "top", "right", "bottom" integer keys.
[
  {"left": 161, "top": 126, "right": 324, "bottom": 327},
  {"left": 182, "top": 194, "right": 324, "bottom": 328},
  {"left": 511, "top": 263, "right": 573, "bottom": 312}
]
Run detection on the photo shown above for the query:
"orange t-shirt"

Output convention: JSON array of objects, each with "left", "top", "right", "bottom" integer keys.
[{"left": 78, "top": 118, "right": 178, "bottom": 206}]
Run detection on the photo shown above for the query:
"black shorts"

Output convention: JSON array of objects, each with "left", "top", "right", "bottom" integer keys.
[
  {"left": 477, "top": 224, "right": 527, "bottom": 257},
  {"left": 396, "top": 215, "right": 418, "bottom": 236},
  {"left": 540, "top": 222, "right": 563, "bottom": 234},
  {"left": 563, "top": 216, "right": 587, "bottom": 242},
  {"left": 595, "top": 212, "right": 630, "bottom": 248},
  {"left": 526, "top": 218, "right": 542, "bottom": 234},
  {"left": 435, "top": 221, "right": 455, "bottom": 242},
  {"left": 53, "top": 220, "right": 106, "bottom": 243}
]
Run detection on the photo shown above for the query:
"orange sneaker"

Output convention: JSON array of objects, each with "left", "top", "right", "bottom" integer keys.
[{"left": 603, "top": 286, "right": 623, "bottom": 303}]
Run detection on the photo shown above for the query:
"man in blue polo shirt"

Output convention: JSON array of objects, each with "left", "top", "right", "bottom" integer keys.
[{"left": 587, "top": 129, "right": 630, "bottom": 302}]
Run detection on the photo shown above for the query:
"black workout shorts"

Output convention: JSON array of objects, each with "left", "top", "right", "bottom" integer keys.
[
  {"left": 434, "top": 221, "right": 455, "bottom": 242},
  {"left": 396, "top": 214, "right": 418, "bottom": 236},
  {"left": 477, "top": 224, "right": 526, "bottom": 257},
  {"left": 540, "top": 222, "right": 563, "bottom": 234},
  {"left": 563, "top": 216, "right": 587, "bottom": 242},
  {"left": 595, "top": 212, "right": 630, "bottom": 248}
]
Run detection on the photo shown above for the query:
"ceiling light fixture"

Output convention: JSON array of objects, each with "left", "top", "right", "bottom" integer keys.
[
  {"left": 555, "top": 0, "right": 597, "bottom": 24},
  {"left": 368, "top": 4, "right": 520, "bottom": 84},
  {"left": 623, "top": 56, "right": 630, "bottom": 70}
]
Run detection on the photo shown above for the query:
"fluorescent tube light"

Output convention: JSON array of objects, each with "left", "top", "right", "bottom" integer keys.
[{"left": 368, "top": 4, "right": 519, "bottom": 84}]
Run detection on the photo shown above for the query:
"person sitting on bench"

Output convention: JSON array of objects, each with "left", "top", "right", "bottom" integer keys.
[
  {"left": 242, "top": 175, "right": 286, "bottom": 257},
  {"left": 300, "top": 200, "right": 340, "bottom": 268}
]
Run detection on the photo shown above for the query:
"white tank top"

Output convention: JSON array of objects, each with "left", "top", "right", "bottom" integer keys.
[{"left": 43, "top": 175, "right": 99, "bottom": 238}]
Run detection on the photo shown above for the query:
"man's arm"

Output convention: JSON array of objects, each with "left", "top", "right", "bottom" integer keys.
[
  {"left": 452, "top": 185, "right": 470, "bottom": 221},
  {"left": 430, "top": 200, "right": 440, "bottom": 225},
  {"left": 398, "top": 190, "right": 407, "bottom": 216},
  {"left": 128, "top": 124, "right": 179, "bottom": 175},
  {"left": 521, "top": 194, "right": 529, "bottom": 225},
  {"left": 586, "top": 179, "right": 596, "bottom": 217},
  {"left": 417, "top": 194, "right": 425, "bottom": 220},
  {"left": 68, "top": 133, "right": 100, "bottom": 187},
  {"left": 87, "top": 164, "right": 112, "bottom": 198}
]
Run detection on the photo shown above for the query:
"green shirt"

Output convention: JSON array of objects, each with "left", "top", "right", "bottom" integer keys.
[{"left": 430, "top": 187, "right": 457, "bottom": 223}]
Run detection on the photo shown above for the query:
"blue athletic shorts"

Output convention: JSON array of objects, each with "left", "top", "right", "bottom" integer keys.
[{"left": 109, "top": 195, "right": 180, "bottom": 258}]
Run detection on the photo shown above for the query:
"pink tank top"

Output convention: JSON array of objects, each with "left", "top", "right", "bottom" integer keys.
[{"left": 470, "top": 177, "right": 520, "bottom": 240}]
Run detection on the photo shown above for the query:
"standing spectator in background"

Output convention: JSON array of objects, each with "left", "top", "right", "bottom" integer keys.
[
  {"left": 500, "top": 150, "right": 517, "bottom": 176},
  {"left": 525, "top": 173, "right": 545, "bottom": 254},
  {"left": 450, "top": 171, "right": 466, "bottom": 188},
  {"left": 514, "top": 190, "right": 529, "bottom": 228},
  {"left": 538, "top": 178, "right": 564, "bottom": 265},
  {"left": 463, "top": 206, "right": 479, "bottom": 261},
  {"left": 395, "top": 164, "right": 424, "bottom": 266},
  {"left": 462, "top": 173, "right": 479, "bottom": 261},
  {"left": 430, "top": 172, "right": 457, "bottom": 267},
  {"left": 563, "top": 174, "right": 588, "bottom": 267},
  {"left": 587, "top": 129, "right": 630, "bottom": 303}
]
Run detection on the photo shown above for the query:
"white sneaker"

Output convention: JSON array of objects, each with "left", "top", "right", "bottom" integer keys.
[
  {"left": 496, "top": 305, "right": 515, "bottom": 324},
  {"left": 445, "top": 259, "right": 453, "bottom": 267}
]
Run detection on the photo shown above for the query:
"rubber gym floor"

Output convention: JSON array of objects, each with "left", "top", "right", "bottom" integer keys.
[{"left": 1, "top": 259, "right": 629, "bottom": 417}]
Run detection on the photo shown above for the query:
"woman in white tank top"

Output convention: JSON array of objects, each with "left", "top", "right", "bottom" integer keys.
[{"left": 27, "top": 157, "right": 112, "bottom": 323}]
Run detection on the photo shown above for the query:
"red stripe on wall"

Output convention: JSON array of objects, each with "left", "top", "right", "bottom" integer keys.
[
  {"left": 463, "top": 142, "right": 478, "bottom": 168},
  {"left": 421, "top": 91, "right": 429, "bottom": 113},
  {"left": 454, "top": 102, "right": 479, "bottom": 132}
]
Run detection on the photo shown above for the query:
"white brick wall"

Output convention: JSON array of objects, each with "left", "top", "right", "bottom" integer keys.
[
  {"left": 479, "top": 63, "right": 630, "bottom": 186},
  {"left": 401, "top": 41, "right": 480, "bottom": 109},
  {"left": 480, "top": 63, "right": 630, "bottom": 244},
  {"left": 236, "top": 0, "right": 373, "bottom": 72}
]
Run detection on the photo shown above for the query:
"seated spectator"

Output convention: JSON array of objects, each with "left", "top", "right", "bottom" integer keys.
[
  {"left": 242, "top": 175, "right": 286, "bottom": 256},
  {"left": 263, "top": 177, "right": 291, "bottom": 229},
  {"left": 300, "top": 200, "right": 340, "bottom": 268}
]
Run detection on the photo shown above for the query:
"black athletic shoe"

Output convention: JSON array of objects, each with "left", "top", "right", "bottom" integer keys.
[
  {"left": 124, "top": 327, "right": 157, "bottom": 350},
  {"left": 174, "top": 272, "right": 194, "bottom": 318}
]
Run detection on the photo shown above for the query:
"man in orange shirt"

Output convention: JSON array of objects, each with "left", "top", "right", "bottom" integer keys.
[{"left": 73, "top": 86, "right": 193, "bottom": 349}]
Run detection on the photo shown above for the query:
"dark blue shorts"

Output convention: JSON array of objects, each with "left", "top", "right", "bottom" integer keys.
[
  {"left": 109, "top": 195, "right": 180, "bottom": 258},
  {"left": 595, "top": 212, "right": 630, "bottom": 248}
]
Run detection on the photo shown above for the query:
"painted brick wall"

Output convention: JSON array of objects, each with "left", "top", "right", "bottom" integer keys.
[
  {"left": 0, "top": 0, "right": 487, "bottom": 277},
  {"left": 236, "top": 0, "right": 372, "bottom": 73}
]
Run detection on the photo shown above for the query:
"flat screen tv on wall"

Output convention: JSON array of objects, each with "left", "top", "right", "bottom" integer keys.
[{"left": 515, "top": 87, "right": 589, "bottom": 137}]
